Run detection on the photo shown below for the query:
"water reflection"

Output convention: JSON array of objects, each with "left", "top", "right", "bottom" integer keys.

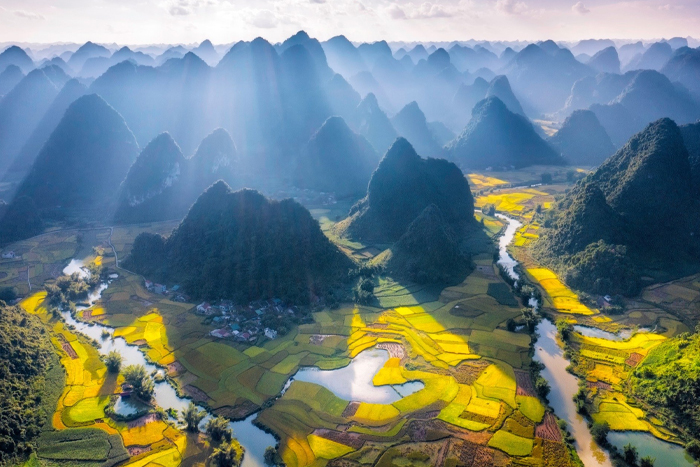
[{"left": 293, "top": 348, "right": 424, "bottom": 403}]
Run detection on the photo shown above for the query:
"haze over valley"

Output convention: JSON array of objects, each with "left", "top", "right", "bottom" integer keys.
[{"left": 1, "top": 6, "right": 700, "bottom": 467}]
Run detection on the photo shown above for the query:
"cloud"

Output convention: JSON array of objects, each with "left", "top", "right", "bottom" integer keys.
[
  {"left": 572, "top": 1, "right": 590, "bottom": 14},
  {"left": 248, "top": 9, "right": 279, "bottom": 28},
  {"left": 496, "top": 0, "right": 528, "bottom": 15},
  {"left": 0, "top": 6, "right": 45, "bottom": 20},
  {"left": 309, "top": 0, "right": 326, "bottom": 3},
  {"left": 386, "top": 2, "right": 455, "bottom": 20},
  {"left": 387, "top": 4, "right": 407, "bottom": 19},
  {"left": 164, "top": 0, "right": 215, "bottom": 16}
]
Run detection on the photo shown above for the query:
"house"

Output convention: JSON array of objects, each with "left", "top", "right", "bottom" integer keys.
[
  {"left": 264, "top": 328, "right": 278, "bottom": 340},
  {"left": 153, "top": 284, "right": 167, "bottom": 294},
  {"left": 1, "top": 251, "right": 15, "bottom": 259},
  {"left": 171, "top": 285, "right": 180, "bottom": 292},
  {"left": 197, "top": 302, "right": 212, "bottom": 314},
  {"left": 144, "top": 280, "right": 153, "bottom": 290},
  {"left": 596, "top": 296, "right": 612, "bottom": 309}
]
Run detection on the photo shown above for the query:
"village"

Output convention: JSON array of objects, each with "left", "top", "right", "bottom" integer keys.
[{"left": 144, "top": 278, "right": 306, "bottom": 345}]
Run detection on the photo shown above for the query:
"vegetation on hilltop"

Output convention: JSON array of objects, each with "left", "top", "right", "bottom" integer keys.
[
  {"left": 124, "top": 181, "right": 353, "bottom": 304},
  {"left": 374, "top": 204, "right": 472, "bottom": 284},
  {"left": 336, "top": 137, "right": 475, "bottom": 243},
  {"left": 534, "top": 118, "right": 700, "bottom": 296}
]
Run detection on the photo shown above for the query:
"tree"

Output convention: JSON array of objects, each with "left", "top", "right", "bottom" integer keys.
[
  {"left": 264, "top": 446, "right": 280, "bottom": 466},
  {"left": 206, "top": 416, "right": 232, "bottom": 442},
  {"left": 535, "top": 376, "right": 550, "bottom": 398},
  {"left": 590, "top": 421, "right": 610, "bottom": 444},
  {"left": 640, "top": 456, "right": 655, "bottom": 467},
  {"left": 556, "top": 319, "right": 574, "bottom": 342},
  {"left": 209, "top": 443, "right": 241, "bottom": 467},
  {"left": 104, "top": 351, "right": 122, "bottom": 373},
  {"left": 122, "top": 365, "right": 155, "bottom": 400},
  {"left": 181, "top": 402, "right": 206, "bottom": 432},
  {"left": 686, "top": 440, "right": 700, "bottom": 460},
  {"left": 623, "top": 443, "right": 638, "bottom": 465}
]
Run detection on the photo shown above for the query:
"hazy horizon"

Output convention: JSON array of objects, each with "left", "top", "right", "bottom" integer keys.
[{"left": 1, "top": 0, "right": 698, "bottom": 46}]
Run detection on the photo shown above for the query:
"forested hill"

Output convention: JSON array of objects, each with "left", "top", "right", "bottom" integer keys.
[
  {"left": 534, "top": 118, "right": 700, "bottom": 296},
  {"left": 123, "top": 181, "right": 353, "bottom": 304}
]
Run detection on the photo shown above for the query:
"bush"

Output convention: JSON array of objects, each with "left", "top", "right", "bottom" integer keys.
[
  {"left": 264, "top": 446, "right": 281, "bottom": 466},
  {"left": 103, "top": 351, "right": 122, "bottom": 374},
  {"left": 623, "top": 443, "right": 638, "bottom": 465},
  {"left": 181, "top": 402, "right": 206, "bottom": 432},
  {"left": 121, "top": 365, "right": 154, "bottom": 401},
  {"left": 209, "top": 442, "right": 242, "bottom": 467},
  {"left": 535, "top": 376, "right": 550, "bottom": 399},
  {"left": 640, "top": 456, "right": 655, "bottom": 467},
  {"left": 206, "top": 416, "right": 232, "bottom": 442},
  {"left": 686, "top": 440, "right": 700, "bottom": 460}
]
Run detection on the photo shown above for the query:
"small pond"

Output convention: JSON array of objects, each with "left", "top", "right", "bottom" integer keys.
[{"left": 292, "top": 348, "right": 424, "bottom": 404}]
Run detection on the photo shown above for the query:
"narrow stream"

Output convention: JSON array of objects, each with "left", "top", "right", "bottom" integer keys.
[
  {"left": 495, "top": 213, "right": 692, "bottom": 467},
  {"left": 60, "top": 261, "right": 275, "bottom": 467}
]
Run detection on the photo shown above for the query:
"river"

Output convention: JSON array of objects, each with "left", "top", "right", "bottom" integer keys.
[
  {"left": 495, "top": 213, "right": 692, "bottom": 467},
  {"left": 60, "top": 261, "right": 276, "bottom": 467}
]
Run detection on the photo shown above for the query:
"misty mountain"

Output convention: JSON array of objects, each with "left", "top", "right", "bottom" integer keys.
[
  {"left": 114, "top": 128, "right": 238, "bottom": 224},
  {"left": 571, "top": 39, "right": 616, "bottom": 57},
  {"left": 548, "top": 110, "right": 615, "bottom": 166},
  {"left": 446, "top": 97, "right": 564, "bottom": 169},
  {"left": 503, "top": 43, "right": 594, "bottom": 115},
  {"left": 67, "top": 41, "right": 110, "bottom": 73},
  {"left": 0, "top": 69, "right": 59, "bottom": 177},
  {"left": 294, "top": 116, "right": 378, "bottom": 198},
  {"left": 661, "top": 47, "right": 700, "bottom": 98},
  {"left": 16, "top": 94, "right": 139, "bottom": 213},
  {"left": 322, "top": 35, "right": 367, "bottom": 79},
  {"left": 0, "top": 196, "right": 43, "bottom": 246},
  {"left": 680, "top": 122, "right": 700, "bottom": 193},
  {"left": 336, "top": 137, "right": 474, "bottom": 243},
  {"left": 591, "top": 69, "right": 700, "bottom": 146},
  {"left": 0, "top": 46, "right": 34, "bottom": 73},
  {"left": 4, "top": 79, "right": 88, "bottom": 181},
  {"left": 123, "top": 183, "right": 352, "bottom": 304},
  {"left": 390, "top": 101, "right": 442, "bottom": 157},
  {"left": 348, "top": 93, "right": 398, "bottom": 155},
  {"left": 485, "top": 75, "right": 526, "bottom": 116},
  {"left": 587, "top": 46, "right": 621, "bottom": 74},
  {"left": 624, "top": 41, "right": 673, "bottom": 71},
  {"left": 0, "top": 65, "right": 24, "bottom": 96},
  {"left": 191, "top": 40, "right": 219, "bottom": 66}
]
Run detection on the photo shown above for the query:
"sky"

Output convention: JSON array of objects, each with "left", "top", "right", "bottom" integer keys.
[{"left": 0, "top": 0, "right": 698, "bottom": 46}]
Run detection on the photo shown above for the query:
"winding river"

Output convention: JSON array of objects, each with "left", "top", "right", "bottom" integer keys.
[{"left": 495, "top": 213, "right": 693, "bottom": 467}]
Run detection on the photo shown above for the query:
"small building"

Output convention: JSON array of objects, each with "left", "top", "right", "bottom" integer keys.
[
  {"left": 264, "top": 328, "right": 278, "bottom": 340},
  {"left": 153, "top": 284, "right": 167, "bottom": 294},
  {"left": 171, "top": 285, "right": 180, "bottom": 292},
  {"left": 197, "top": 302, "right": 212, "bottom": 314},
  {"left": 144, "top": 280, "right": 154, "bottom": 290},
  {"left": 210, "top": 328, "right": 232, "bottom": 339},
  {"left": 1, "top": 251, "right": 15, "bottom": 259}
]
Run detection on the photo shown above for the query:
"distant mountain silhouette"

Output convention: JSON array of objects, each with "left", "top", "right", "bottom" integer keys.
[
  {"left": 591, "top": 69, "right": 700, "bottom": 146},
  {"left": 114, "top": 128, "right": 238, "bottom": 224},
  {"left": 446, "top": 97, "right": 564, "bottom": 169},
  {"left": 349, "top": 93, "right": 398, "bottom": 155},
  {"left": 391, "top": 101, "right": 442, "bottom": 157},
  {"left": 191, "top": 40, "right": 219, "bottom": 65},
  {"left": 0, "top": 69, "right": 59, "bottom": 177},
  {"left": 548, "top": 110, "right": 615, "bottom": 166},
  {"left": 5, "top": 79, "right": 88, "bottom": 181},
  {"left": 336, "top": 138, "right": 474, "bottom": 243},
  {"left": 67, "top": 41, "right": 110, "bottom": 73},
  {"left": 123, "top": 182, "right": 352, "bottom": 304},
  {"left": 503, "top": 43, "right": 594, "bottom": 114},
  {"left": 485, "top": 75, "right": 526, "bottom": 116},
  {"left": 662, "top": 47, "right": 700, "bottom": 98},
  {"left": 0, "top": 65, "right": 24, "bottom": 96},
  {"left": 294, "top": 116, "right": 378, "bottom": 198},
  {"left": 16, "top": 94, "right": 139, "bottom": 213},
  {"left": 114, "top": 132, "right": 185, "bottom": 223},
  {"left": 624, "top": 41, "right": 672, "bottom": 71},
  {"left": 587, "top": 46, "right": 621, "bottom": 74},
  {"left": 0, "top": 46, "right": 34, "bottom": 73},
  {"left": 321, "top": 35, "right": 367, "bottom": 78}
]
